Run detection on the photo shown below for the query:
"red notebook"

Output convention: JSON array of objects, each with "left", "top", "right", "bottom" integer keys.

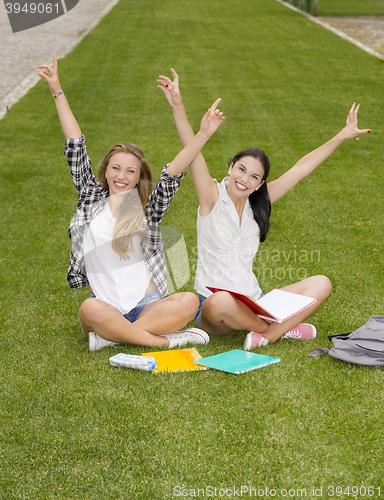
[{"left": 206, "top": 287, "right": 317, "bottom": 323}]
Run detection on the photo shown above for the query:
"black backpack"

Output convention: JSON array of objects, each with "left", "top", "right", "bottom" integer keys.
[{"left": 309, "top": 315, "right": 384, "bottom": 366}]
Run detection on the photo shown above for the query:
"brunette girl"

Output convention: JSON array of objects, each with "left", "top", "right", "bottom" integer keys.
[{"left": 157, "top": 69, "right": 370, "bottom": 350}]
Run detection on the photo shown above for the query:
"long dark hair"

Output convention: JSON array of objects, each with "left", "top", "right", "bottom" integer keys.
[{"left": 230, "top": 148, "right": 271, "bottom": 242}]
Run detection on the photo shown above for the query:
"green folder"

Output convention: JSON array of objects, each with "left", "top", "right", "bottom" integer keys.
[{"left": 194, "top": 349, "right": 281, "bottom": 374}]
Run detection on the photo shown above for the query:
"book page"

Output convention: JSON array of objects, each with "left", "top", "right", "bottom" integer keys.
[{"left": 256, "top": 289, "right": 316, "bottom": 322}]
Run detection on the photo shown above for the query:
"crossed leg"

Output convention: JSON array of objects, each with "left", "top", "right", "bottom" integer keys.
[
  {"left": 79, "top": 292, "right": 199, "bottom": 347},
  {"left": 198, "top": 275, "right": 332, "bottom": 342}
]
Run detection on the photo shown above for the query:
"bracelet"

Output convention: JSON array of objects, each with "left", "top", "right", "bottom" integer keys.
[{"left": 52, "top": 90, "right": 64, "bottom": 98}]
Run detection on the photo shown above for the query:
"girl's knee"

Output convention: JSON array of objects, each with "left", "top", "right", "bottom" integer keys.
[
  {"left": 79, "top": 298, "right": 109, "bottom": 324},
  {"left": 313, "top": 275, "right": 332, "bottom": 300},
  {"left": 319, "top": 275, "right": 332, "bottom": 296},
  {"left": 183, "top": 292, "right": 199, "bottom": 311},
  {"left": 79, "top": 298, "right": 93, "bottom": 319},
  {"left": 173, "top": 292, "right": 199, "bottom": 317},
  {"left": 206, "top": 291, "right": 237, "bottom": 316}
]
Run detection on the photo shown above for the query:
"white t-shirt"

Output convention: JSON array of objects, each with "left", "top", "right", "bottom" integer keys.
[
  {"left": 195, "top": 177, "right": 263, "bottom": 301},
  {"left": 83, "top": 203, "right": 151, "bottom": 314}
]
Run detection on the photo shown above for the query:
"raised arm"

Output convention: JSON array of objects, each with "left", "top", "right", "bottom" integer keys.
[
  {"left": 267, "top": 103, "right": 371, "bottom": 204},
  {"left": 157, "top": 70, "right": 220, "bottom": 215},
  {"left": 38, "top": 55, "right": 82, "bottom": 139},
  {"left": 166, "top": 99, "right": 225, "bottom": 178},
  {"left": 157, "top": 69, "right": 195, "bottom": 148}
]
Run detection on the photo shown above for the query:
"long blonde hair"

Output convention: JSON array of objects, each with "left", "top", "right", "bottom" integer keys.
[{"left": 98, "top": 143, "right": 153, "bottom": 260}]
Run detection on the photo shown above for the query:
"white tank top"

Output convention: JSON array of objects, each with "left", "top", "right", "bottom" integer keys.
[
  {"left": 83, "top": 203, "right": 151, "bottom": 314},
  {"left": 195, "top": 177, "right": 263, "bottom": 301}
]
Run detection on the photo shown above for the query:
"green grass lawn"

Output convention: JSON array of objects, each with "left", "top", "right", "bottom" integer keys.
[{"left": 1, "top": 0, "right": 384, "bottom": 498}]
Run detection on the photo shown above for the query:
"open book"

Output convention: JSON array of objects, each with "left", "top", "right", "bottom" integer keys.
[{"left": 206, "top": 287, "right": 317, "bottom": 324}]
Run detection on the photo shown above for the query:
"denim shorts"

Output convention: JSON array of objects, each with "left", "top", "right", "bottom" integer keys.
[
  {"left": 88, "top": 289, "right": 162, "bottom": 323},
  {"left": 195, "top": 294, "right": 207, "bottom": 328},
  {"left": 195, "top": 291, "right": 264, "bottom": 328}
]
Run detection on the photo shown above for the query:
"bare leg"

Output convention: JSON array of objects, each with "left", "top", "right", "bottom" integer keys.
[
  {"left": 198, "top": 291, "right": 269, "bottom": 336},
  {"left": 261, "top": 275, "right": 332, "bottom": 342},
  {"left": 198, "top": 275, "right": 332, "bottom": 342},
  {"left": 135, "top": 292, "right": 199, "bottom": 334},
  {"left": 79, "top": 292, "right": 199, "bottom": 348}
]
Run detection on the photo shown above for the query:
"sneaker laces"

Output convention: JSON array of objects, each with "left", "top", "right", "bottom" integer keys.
[
  {"left": 258, "top": 336, "right": 269, "bottom": 346},
  {"left": 285, "top": 329, "right": 302, "bottom": 339}
]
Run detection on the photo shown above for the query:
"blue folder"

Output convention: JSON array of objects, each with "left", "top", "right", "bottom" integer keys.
[{"left": 194, "top": 349, "right": 281, "bottom": 374}]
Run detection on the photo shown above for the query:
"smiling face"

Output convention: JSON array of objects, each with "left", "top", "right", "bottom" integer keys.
[
  {"left": 228, "top": 155, "right": 265, "bottom": 199},
  {"left": 105, "top": 152, "right": 142, "bottom": 196}
]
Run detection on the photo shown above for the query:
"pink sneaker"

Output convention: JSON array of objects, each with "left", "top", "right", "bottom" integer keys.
[
  {"left": 244, "top": 331, "right": 269, "bottom": 351},
  {"left": 282, "top": 323, "right": 316, "bottom": 340}
]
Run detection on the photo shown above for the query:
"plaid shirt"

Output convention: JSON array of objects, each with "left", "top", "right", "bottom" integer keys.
[{"left": 64, "top": 135, "right": 186, "bottom": 297}]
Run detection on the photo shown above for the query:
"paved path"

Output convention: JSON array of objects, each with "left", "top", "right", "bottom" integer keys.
[
  {"left": 0, "top": 0, "right": 118, "bottom": 118},
  {"left": 318, "top": 16, "right": 384, "bottom": 57}
]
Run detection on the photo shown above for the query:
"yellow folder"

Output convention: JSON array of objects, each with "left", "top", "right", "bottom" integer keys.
[{"left": 142, "top": 348, "right": 207, "bottom": 373}]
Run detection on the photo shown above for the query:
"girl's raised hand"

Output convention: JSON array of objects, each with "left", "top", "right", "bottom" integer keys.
[
  {"left": 200, "top": 98, "right": 225, "bottom": 138},
  {"left": 157, "top": 69, "right": 182, "bottom": 107},
  {"left": 341, "top": 103, "right": 371, "bottom": 139},
  {"left": 38, "top": 54, "right": 61, "bottom": 95}
]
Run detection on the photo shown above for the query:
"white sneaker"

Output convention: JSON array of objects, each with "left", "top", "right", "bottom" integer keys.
[
  {"left": 161, "top": 328, "right": 210, "bottom": 348},
  {"left": 89, "top": 331, "right": 118, "bottom": 352}
]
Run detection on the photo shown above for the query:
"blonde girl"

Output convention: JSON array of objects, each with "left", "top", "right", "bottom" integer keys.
[{"left": 39, "top": 56, "right": 225, "bottom": 351}]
